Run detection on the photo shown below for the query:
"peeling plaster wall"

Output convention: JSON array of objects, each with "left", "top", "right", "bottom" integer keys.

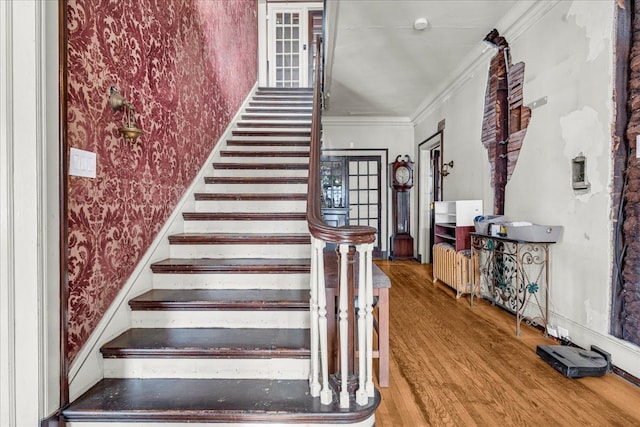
[{"left": 414, "top": 1, "right": 640, "bottom": 378}]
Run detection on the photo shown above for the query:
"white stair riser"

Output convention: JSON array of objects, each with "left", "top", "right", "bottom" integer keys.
[
  {"left": 212, "top": 169, "right": 308, "bottom": 178},
  {"left": 223, "top": 145, "right": 310, "bottom": 152},
  {"left": 227, "top": 135, "right": 310, "bottom": 142},
  {"left": 131, "top": 310, "right": 309, "bottom": 329},
  {"left": 68, "top": 415, "right": 376, "bottom": 427},
  {"left": 195, "top": 200, "right": 306, "bottom": 212},
  {"left": 184, "top": 220, "right": 308, "bottom": 233},
  {"left": 103, "top": 358, "right": 309, "bottom": 380},
  {"left": 169, "top": 243, "right": 311, "bottom": 258},
  {"left": 152, "top": 273, "right": 310, "bottom": 290},
  {"left": 204, "top": 183, "right": 307, "bottom": 193},
  {"left": 217, "top": 157, "right": 309, "bottom": 164}
]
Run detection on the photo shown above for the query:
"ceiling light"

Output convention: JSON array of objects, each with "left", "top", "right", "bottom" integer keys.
[{"left": 414, "top": 18, "right": 428, "bottom": 31}]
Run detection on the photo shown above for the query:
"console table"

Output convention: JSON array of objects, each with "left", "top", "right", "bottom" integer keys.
[{"left": 470, "top": 233, "right": 553, "bottom": 336}]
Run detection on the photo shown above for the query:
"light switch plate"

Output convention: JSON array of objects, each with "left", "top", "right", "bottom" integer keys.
[{"left": 69, "top": 147, "right": 96, "bottom": 178}]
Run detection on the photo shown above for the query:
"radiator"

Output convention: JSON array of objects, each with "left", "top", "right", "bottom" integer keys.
[{"left": 433, "top": 243, "right": 474, "bottom": 298}]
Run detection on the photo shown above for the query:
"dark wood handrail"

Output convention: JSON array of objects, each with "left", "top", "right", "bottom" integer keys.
[{"left": 307, "top": 36, "right": 376, "bottom": 245}]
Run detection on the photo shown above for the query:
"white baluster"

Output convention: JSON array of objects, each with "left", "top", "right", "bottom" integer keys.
[
  {"left": 338, "top": 243, "right": 350, "bottom": 408},
  {"left": 316, "top": 240, "right": 332, "bottom": 404},
  {"left": 309, "top": 237, "right": 320, "bottom": 397},
  {"left": 356, "top": 243, "right": 368, "bottom": 405},
  {"left": 364, "top": 243, "right": 375, "bottom": 396}
]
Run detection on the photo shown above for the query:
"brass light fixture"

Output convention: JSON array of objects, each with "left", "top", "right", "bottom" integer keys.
[
  {"left": 109, "top": 86, "right": 144, "bottom": 142},
  {"left": 441, "top": 160, "right": 454, "bottom": 176}
]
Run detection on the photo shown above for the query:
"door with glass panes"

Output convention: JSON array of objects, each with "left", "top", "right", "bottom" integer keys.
[{"left": 268, "top": 7, "right": 322, "bottom": 88}]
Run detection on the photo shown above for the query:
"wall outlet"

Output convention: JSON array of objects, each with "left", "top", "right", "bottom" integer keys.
[
  {"left": 547, "top": 325, "right": 558, "bottom": 338},
  {"left": 557, "top": 326, "right": 569, "bottom": 339}
]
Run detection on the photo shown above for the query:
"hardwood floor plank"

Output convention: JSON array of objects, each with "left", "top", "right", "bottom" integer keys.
[{"left": 373, "top": 260, "right": 640, "bottom": 426}]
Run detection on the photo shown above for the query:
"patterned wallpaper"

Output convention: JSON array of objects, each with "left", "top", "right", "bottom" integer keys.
[{"left": 66, "top": 0, "right": 257, "bottom": 362}]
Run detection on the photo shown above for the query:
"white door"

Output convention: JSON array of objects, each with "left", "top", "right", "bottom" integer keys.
[
  {"left": 418, "top": 133, "right": 442, "bottom": 263},
  {"left": 269, "top": 10, "right": 304, "bottom": 87}
]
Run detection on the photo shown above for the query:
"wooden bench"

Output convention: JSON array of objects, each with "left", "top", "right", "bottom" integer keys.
[{"left": 323, "top": 250, "right": 390, "bottom": 387}]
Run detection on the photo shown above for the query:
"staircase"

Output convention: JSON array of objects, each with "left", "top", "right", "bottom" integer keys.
[{"left": 62, "top": 88, "right": 380, "bottom": 426}]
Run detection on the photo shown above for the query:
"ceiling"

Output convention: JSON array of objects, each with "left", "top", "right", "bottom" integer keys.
[{"left": 323, "top": 0, "right": 527, "bottom": 119}]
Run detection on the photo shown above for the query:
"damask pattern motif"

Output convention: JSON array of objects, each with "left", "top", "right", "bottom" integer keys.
[{"left": 66, "top": 0, "right": 257, "bottom": 362}]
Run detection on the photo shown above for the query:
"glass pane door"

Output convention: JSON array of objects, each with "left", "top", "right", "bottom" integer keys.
[
  {"left": 348, "top": 157, "right": 381, "bottom": 248},
  {"left": 275, "top": 12, "right": 300, "bottom": 88}
]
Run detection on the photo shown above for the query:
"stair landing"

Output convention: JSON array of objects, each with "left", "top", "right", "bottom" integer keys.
[{"left": 64, "top": 378, "right": 379, "bottom": 424}]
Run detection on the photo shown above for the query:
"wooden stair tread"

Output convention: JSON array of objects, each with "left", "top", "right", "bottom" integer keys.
[
  {"left": 129, "top": 289, "right": 310, "bottom": 310},
  {"left": 204, "top": 176, "right": 308, "bottom": 184},
  {"left": 168, "top": 233, "right": 311, "bottom": 245},
  {"left": 220, "top": 150, "right": 309, "bottom": 157},
  {"left": 63, "top": 378, "right": 380, "bottom": 423},
  {"left": 183, "top": 212, "right": 307, "bottom": 221},
  {"left": 237, "top": 121, "right": 311, "bottom": 128},
  {"left": 150, "top": 258, "right": 311, "bottom": 273},
  {"left": 212, "top": 162, "right": 309, "bottom": 169},
  {"left": 245, "top": 107, "right": 312, "bottom": 114},
  {"left": 194, "top": 192, "right": 307, "bottom": 201},
  {"left": 226, "top": 139, "right": 310, "bottom": 147},
  {"left": 101, "top": 328, "right": 310, "bottom": 358}
]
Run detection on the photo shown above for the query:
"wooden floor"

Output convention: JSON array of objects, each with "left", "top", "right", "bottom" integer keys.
[{"left": 373, "top": 260, "right": 640, "bottom": 427}]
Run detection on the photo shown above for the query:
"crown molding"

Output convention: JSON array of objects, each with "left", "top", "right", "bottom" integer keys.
[
  {"left": 322, "top": 115, "right": 413, "bottom": 127},
  {"left": 411, "top": 0, "right": 562, "bottom": 125}
]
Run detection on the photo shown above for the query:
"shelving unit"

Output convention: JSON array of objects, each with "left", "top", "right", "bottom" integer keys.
[{"left": 434, "top": 200, "right": 482, "bottom": 251}]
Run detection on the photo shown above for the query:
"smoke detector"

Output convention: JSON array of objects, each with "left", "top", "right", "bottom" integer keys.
[{"left": 414, "top": 18, "right": 428, "bottom": 31}]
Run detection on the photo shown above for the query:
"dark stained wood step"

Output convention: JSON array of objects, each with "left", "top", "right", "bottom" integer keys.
[
  {"left": 249, "top": 101, "right": 312, "bottom": 107},
  {"left": 241, "top": 114, "right": 312, "bottom": 121},
  {"left": 150, "top": 258, "right": 311, "bottom": 274},
  {"left": 63, "top": 378, "right": 380, "bottom": 423},
  {"left": 237, "top": 121, "right": 311, "bottom": 128},
  {"left": 212, "top": 162, "right": 308, "bottom": 170},
  {"left": 252, "top": 96, "right": 313, "bottom": 102},
  {"left": 245, "top": 107, "right": 312, "bottom": 114},
  {"left": 231, "top": 129, "right": 311, "bottom": 137},
  {"left": 194, "top": 193, "right": 307, "bottom": 201},
  {"left": 227, "top": 139, "right": 310, "bottom": 147},
  {"left": 100, "top": 328, "right": 310, "bottom": 359},
  {"left": 168, "top": 233, "right": 311, "bottom": 245},
  {"left": 204, "top": 176, "right": 308, "bottom": 185},
  {"left": 129, "top": 289, "right": 310, "bottom": 311},
  {"left": 220, "top": 150, "right": 309, "bottom": 158},
  {"left": 183, "top": 212, "right": 307, "bottom": 221}
]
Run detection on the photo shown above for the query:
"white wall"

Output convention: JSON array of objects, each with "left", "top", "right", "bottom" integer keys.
[
  {"left": 323, "top": 117, "right": 414, "bottom": 253},
  {"left": 414, "top": 0, "right": 640, "bottom": 379}
]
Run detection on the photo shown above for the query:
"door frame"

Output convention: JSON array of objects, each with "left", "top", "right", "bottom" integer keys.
[
  {"left": 263, "top": 2, "right": 323, "bottom": 88},
  {"left": 417, "top": 131, "right": 443, "bottom": 264}
]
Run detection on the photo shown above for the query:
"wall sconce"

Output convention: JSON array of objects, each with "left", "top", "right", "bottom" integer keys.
[
  {"left": 441, "top": 160, "right": 454, "bottom": 177},
  {"left": 109, "top": 86, "right": 144, "bottom": 142}
]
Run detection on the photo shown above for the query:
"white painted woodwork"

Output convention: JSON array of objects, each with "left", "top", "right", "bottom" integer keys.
[
  {"left": 195, "top": 199, "right": 307, "bottom": 212},
  {"left": 103, "top": 358, "right": 310, "bottom": 380},
  {"left": 152, "top": 273, "right": 310, "bottom": 290},
  {"left": 216, "top": 156, "right": 309, "bottom": 164},
  {"left": 183, "top": 219, "right": 308, "bottom": 233},
  {"left": 169, "top": 242, "right": 311, "bottom": 258},
  {"left": 204, "top": 183, "right": 308, "bottom": 193},
  {"left": 131, "top": 310, "right": 310, "bottom": 329},
  {"left": 209, "top": 168, "right": 309, "bottom": 178}
]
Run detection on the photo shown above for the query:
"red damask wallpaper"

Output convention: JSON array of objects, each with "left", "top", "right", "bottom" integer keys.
[{"left": 66, "top": 0, "right": 257, "bottom": 362}]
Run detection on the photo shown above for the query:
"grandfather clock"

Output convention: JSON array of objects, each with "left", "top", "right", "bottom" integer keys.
[{"left": 390, "top": 155, "right": 414, "bottom": 260}]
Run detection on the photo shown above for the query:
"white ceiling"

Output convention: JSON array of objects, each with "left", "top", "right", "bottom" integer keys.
[{"left": 323, "top": 0, "right": 526, "bottom": 118}]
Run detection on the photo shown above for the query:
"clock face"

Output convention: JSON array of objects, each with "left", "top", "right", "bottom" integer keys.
[{"left": 395, "top": 166, "right": 410, "bottom": 185}]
